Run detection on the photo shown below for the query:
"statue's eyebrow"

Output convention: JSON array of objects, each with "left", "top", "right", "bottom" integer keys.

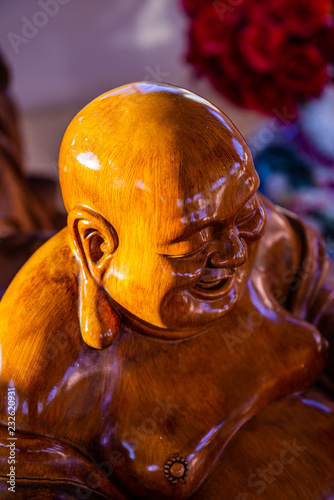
[
  {"left": 161, "top": 169, "right": 260, "bottom": 248},
  {"left": 170, "top": 182, "right": 260, "bottom": 241},
  {"left": 167, "top": 224, "right": 212, "bottom": 245}
]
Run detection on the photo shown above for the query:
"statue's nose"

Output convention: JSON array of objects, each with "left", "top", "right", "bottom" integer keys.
[{"left": 208, "top": 230, "right": 248, "bottom": 268}]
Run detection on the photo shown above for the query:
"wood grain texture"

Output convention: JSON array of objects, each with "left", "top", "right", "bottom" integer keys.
[
  {"left": 0, "top": 82, "right": 333, "bottom": 499},
  {"left": 193, "top": 389, "right": 334, "bottom": 500}
]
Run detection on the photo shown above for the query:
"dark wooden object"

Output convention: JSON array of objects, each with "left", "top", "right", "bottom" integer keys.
[
  {"left": 0, "top": 51, "right": 65, "bottom": 296},
  {"left": 0, "top": 83, "right": 333, "bottom": 499}
]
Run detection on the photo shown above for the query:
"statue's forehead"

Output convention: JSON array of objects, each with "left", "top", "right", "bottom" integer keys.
[
  {"left": 64, "top": 85, "right": 258, "bottom": 243},
  {"left": 168, "top": 165, "right": 256, "bottom": 236},
  {"left": 117, "top": 155, "right": 258, "bottom": 245}
]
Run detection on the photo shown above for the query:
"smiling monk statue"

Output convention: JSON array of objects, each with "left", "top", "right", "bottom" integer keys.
[{"left": 0, "top": 83, "right": 333, "bottom": 499}]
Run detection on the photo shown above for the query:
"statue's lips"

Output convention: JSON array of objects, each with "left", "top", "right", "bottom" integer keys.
[{"left": 191, "top": 268, "right": 236, "bottom": 299}]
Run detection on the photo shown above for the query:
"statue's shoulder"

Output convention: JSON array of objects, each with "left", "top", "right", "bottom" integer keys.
[
  {"left": 256, "top": 195, "right": 328, "bottom": 318},
  {"left": 259, "top": 194, "right": 301, "bottom": 249},
  {"left": 0, "top": 228, "right": 81, "bottom": 390},
  {"left": 255, "top": 195, "right": 302, "bottom": 288},
  {"left": 0, "top": 227, "right": 78, "bottom": 312}
]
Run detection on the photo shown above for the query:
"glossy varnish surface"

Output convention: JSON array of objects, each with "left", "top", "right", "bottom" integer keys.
[{"left": 0, "top": 83, "right": 333, "bottom": 499}]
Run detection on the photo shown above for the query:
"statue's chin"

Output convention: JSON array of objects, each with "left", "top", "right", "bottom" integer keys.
[{"left": 160, "top": 268, "right": 249, "bottom": 331}]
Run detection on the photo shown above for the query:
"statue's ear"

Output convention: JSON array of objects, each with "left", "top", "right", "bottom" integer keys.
[{"left": 68, "top": 206, "right": 121, "bottom": 350}]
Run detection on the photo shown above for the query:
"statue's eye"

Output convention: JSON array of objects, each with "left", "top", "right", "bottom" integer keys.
[
  {"left": 235, "top": 194, "right": 258, "bottom": 226},
  {"left": 162, "top": 227, "right": 212, "bottom": 259},
  {"left": 236, "top": 195, "right": 266, "bottom": 241}
]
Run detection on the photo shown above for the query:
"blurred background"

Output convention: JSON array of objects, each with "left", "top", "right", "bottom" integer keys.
[
  {"left": 0, "top": 0, "right": 333, "bottom": 293},
  {"left": 0, "top": 0, "right": 262, "bottom": 191}
]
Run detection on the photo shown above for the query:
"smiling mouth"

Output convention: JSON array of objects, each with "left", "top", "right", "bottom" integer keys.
[{"left": 191, "top": 269, "right": 236, "bottom": 299}]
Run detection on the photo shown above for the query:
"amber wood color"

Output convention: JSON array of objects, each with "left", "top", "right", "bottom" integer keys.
[{"left": 0, "top": 82, "right": 333, "bottom": 499}]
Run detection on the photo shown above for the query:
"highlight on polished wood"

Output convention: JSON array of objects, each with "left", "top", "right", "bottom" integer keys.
[{"left": 0, "top": 82, "right": 333, "bottom": 499}]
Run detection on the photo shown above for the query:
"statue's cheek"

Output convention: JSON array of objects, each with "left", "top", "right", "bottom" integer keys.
[{"left": 160, "top": 253, "right": 207, "bottom": 290}]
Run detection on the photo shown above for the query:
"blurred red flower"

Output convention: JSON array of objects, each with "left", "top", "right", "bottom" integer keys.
[
  {"left": 269, "top": 0, "right": 330, "bottom": 36},
  {"left": 191, "top": 5, "right": 225, "bottom": 56},
  {"left": 239, "top": 17, "right": 286, "bottom": 72},
  {"left": 182, "top": 0, "right": 334, "bottom": 114},
  {"left": 181, "top": 0, "right": 211, "bottom": 18},
  {"left": 278, "top": 45, "right": 327, "bottom": 97}
]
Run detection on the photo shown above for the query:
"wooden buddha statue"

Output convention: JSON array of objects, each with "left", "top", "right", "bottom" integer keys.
[{"left": 0, "top": 82, "right": 333, "bottom": 499}]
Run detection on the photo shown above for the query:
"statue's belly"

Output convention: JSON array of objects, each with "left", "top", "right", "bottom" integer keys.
[
  {"left": 89, "top": 304, "right": 324, "bottom": 499},
  {"left": 6, "top": 285, "right": 324, "bottom": 500},
  {"left": 89, "top": 325, "right": 248, "bottom": 500},
  {"left": 99, "top": 383, "right": 237, "bottom": 500}
]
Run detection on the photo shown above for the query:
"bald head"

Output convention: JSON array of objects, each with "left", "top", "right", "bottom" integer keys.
[
  {"left": 59, "top": 83, "right": 263, "bottom": 329},
  {"left": 59, "top": 82, "right": 251, "bottom": 237}
]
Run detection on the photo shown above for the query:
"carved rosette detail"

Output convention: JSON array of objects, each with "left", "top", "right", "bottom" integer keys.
[{"left": 164, "top": 455, "right": 189, "bottom": 484}]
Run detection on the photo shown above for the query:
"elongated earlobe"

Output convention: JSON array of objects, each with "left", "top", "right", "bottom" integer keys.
[
  {"left": 78, "top": 271, "right": 121, "bottom": 349},
  {"left": 68, "top": 206, "right": 121, "bottom": 349}
]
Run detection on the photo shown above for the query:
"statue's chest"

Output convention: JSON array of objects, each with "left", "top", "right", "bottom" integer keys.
[
  {"left": 89, "top": 299, "right": 319, "bottom": 500},
  {"left": 32, "top": 288, "right": 321, "bottom": 500},
  {"left": 97, "top": 330, "right": 235, "bottom": 499}
]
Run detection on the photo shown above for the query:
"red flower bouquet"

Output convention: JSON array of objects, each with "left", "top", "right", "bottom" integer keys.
[{"left": 182, "top": 0, "right": 334, "bottom": 114}]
